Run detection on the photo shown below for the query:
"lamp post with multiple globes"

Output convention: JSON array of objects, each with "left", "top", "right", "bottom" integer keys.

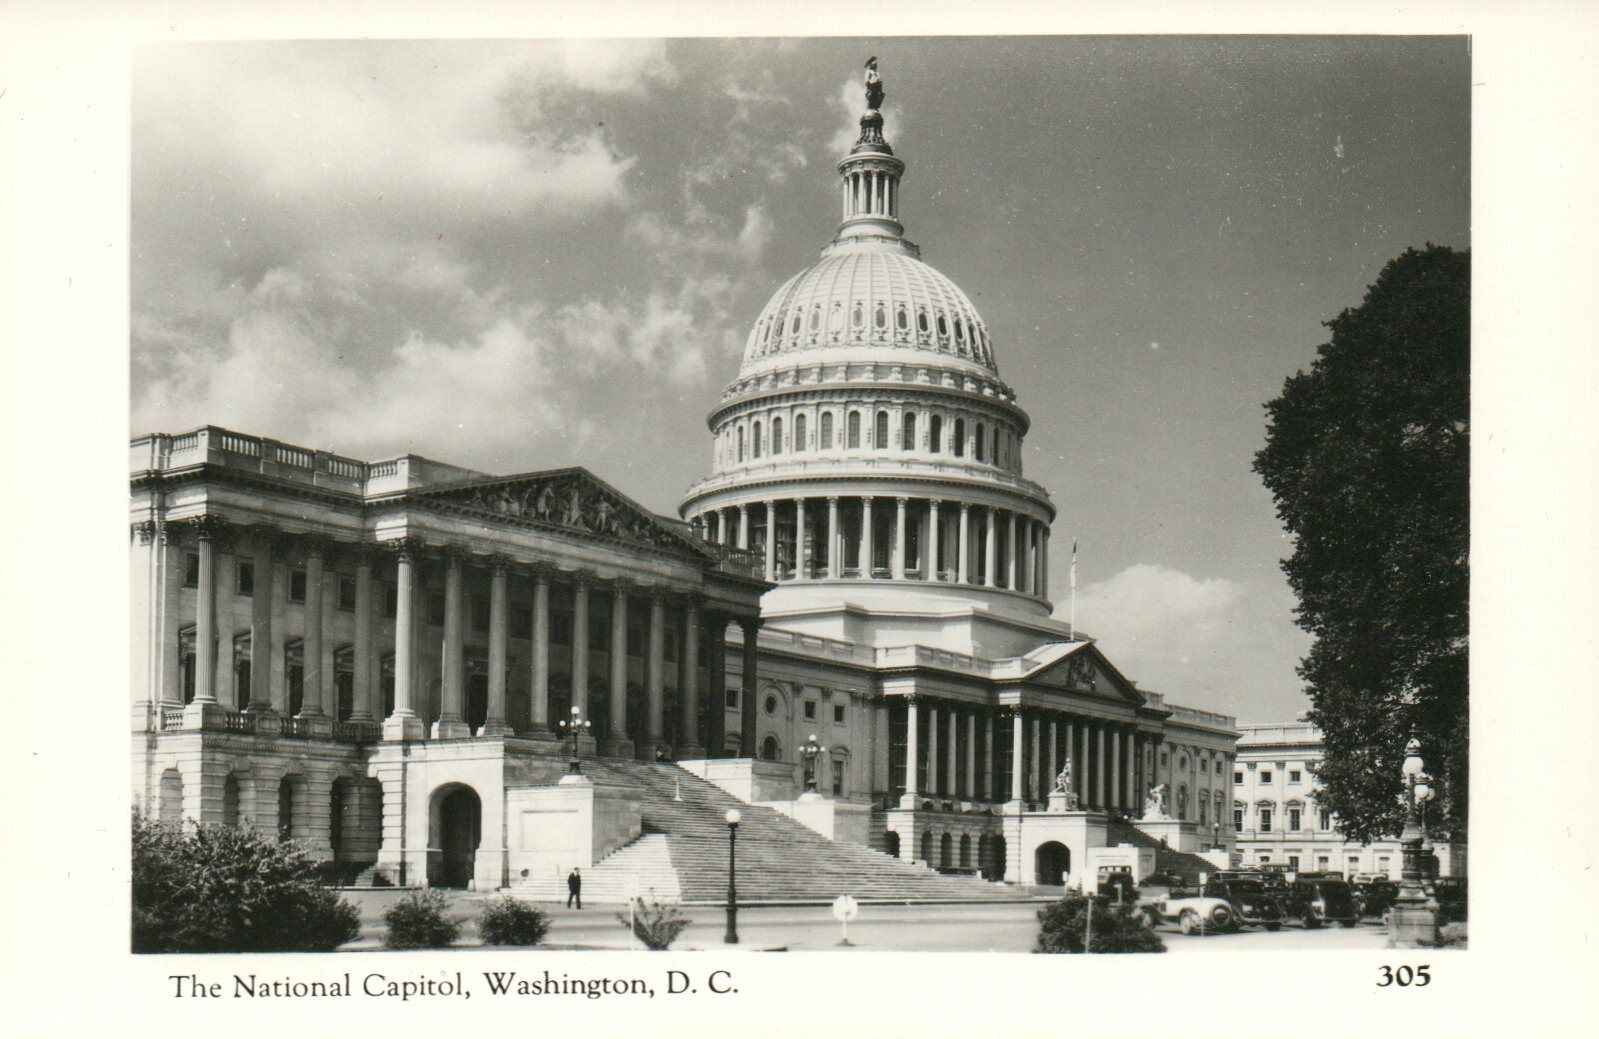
[
  {"left": 724, "top": 809, "right": 741, "bottom": 944},
  {"left": 799, "top": 733, "right": 827, "bottom": 796},
  {"left": 1389, "top": 738, "right": 1439, "bottom": 947},
  {"left": 558, "top": 705, "right": 592, "bottom": 777}
]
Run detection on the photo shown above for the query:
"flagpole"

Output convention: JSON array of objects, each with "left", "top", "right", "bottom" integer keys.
[{"left": 1069, "top": 539, "right": 1077, "bottom": 640}]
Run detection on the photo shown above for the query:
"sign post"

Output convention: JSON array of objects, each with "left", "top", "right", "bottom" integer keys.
[{"left": 831, "top": 894, "right": 859, "bottom": 947}]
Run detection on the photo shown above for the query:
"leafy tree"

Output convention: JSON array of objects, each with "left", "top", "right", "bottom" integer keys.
[
  {"left": 477, "top": 896, "right": 550, "bottom": 946},
  {"left": 1254, "top": 244, "right": 1469, "bottom": 843},
  {"left": 131, "top": 810, "right": 360, "bottom": 953},
  {"left": 1036, "top": 893, "right": 1165, "bottom": 953}
]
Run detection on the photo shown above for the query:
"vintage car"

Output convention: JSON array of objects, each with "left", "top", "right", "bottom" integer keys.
[
  {"left": 1283, "top": 877, "right": 1361, "bottom": 928},
  {"left": 1199, "top": 876, "right": 1287, "bottom": 931},
  {"left": 1096, "top": 871, "right": 1138, "bottom": 903},
  {"left": 1428, "top": 877, "right": 1468, "bottom": 924},
  {"left": 1352, "top": 877, "right": 1399, "bottom": 918},
  {"left": 1134, "top": 888, "right": 1244, "bottom": 935}
]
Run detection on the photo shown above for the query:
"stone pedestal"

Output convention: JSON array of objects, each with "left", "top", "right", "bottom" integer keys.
[
  {"left": 382, "top": 712, "right": 426, "bottom": 742},
  {"left": 1388, "top": 892, "right": 1439, "bottom": 948},
  {"left": 1132, "top": 816, "right": 1201, "bottom": 853},
  {"left": 763, "top": 794, "right": 873, "bottom": 846},
  {"left": 431, "top": 718, "right": 472, "bottom": 739},
  {"left": 477, "top": 721, "right": 516, "bottom": 737},
  {"left": 602, "top": 736, "right": 637, "bottom": 759}
]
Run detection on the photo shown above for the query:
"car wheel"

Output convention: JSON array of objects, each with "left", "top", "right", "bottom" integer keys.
[
  {"left": 1304, "top": 917, "right": 1323, "bottom": 929},
  {"left": 1340, "top": 919, "right": 1358, "bottom": 928},
  {"left": 1179, "top": 910, "right": 1198, "bottom": 935}
]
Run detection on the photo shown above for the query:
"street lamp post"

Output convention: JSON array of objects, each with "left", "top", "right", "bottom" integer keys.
[
  {"left": 724, "top": 809, "right": 741, "bottom": 944},
  {"left": 1389, "top": 738, "right": 1439, "bottom": 948},
  {"left": 558, "top": 705, "right": 592, "bottom": 776},
  {"left": 799, "top": 733, "right": 827, "bottom": 797}
]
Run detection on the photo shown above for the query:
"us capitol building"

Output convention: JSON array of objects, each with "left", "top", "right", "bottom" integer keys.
[{"left": 130, "top": 65, "right": 1239, "bottom": 898}]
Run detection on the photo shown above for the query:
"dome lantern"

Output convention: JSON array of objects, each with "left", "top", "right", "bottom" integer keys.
[{"left": 833, "top": 57, "right": 911, "bottom": 252}]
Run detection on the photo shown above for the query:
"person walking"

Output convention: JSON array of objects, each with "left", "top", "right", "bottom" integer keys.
[{"left": 566, "top": 867, "right": 583, "bottom": 910}]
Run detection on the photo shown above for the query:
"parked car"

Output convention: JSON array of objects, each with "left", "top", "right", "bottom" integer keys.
[
  {"left": 1428, "top": 877, "right": 1467, "bottom": 924},
  {"left": 1096, "top": 871, "right": 1138, "bottom": 903},
  {"left": 1352, "top": 878, "right": 1399, "bottom": 919},
  {"left": 1284, "top": 877, "right": 1361, "bottom": 928},
  {"left": 1199, "top": 877, "right": 1286, "bottom": 931},
  {"left": 1136, "top": 888, "right": 1242, "bottom": 935}
]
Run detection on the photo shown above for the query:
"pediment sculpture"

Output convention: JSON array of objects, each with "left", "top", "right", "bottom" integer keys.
[
  {"left": 1144, "top": 782, "right": 1170, "bottom": 820},
  {"left": 455, "top": 473, "right": 683, "bottom": 552}
]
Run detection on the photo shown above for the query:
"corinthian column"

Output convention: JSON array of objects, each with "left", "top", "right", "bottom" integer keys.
[
  {"left": 892, "top": 496, "right": 908, "bottom": 579},
  {"left": 299, "top": 537, "right": 326, "bottom": 718},
  {"left": 382, "top": 540, "right": 425, "bottom": 741},
  {"left": 480, "top": 558, "right": 513, "bottom": 736},
  {"left": 433, "top": 549, "right": 470, "bottom": 739},
  {"left": 827, "top": 497, "right": 840, "bottom": 579}
]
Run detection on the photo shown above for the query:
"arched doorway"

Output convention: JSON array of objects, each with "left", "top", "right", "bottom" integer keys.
[
  {"left": 959, "top": 833, "right": 972, "bottom": 868},
  {"left": 920, "top": 830, "right": 933, "bottom": 864},
  {"left": 884, "top": 831, "right": 901, "bottom": 858},
  {"left": 760, "top": 735, "right": 781, "bottom": 762},
  {"left": 990, "top": 835, "right": 1007, "bottom": 880},
  {"left": 1035, "top": 841, "right": 1070, "bottom": 887},
  {"left": 432, "top": 785, "right": 482, "bottom": 889},
  {"left": 939, "top": 833, "right": 953, "bottom": 870},
  {"left": 277, "top": 776, "right": 296, "bottom": 839}
]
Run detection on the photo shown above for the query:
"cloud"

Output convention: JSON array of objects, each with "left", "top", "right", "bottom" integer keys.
[{"left": 1057, "top": 563, "right": 1309, "bottom": 718}]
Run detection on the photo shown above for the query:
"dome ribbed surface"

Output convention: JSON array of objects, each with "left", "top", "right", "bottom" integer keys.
[{"left": 740, "top": 249, "right": 996, "bottom": 374}]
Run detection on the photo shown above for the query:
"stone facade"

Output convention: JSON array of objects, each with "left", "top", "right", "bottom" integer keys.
[{"left": 1233, "top": 722, "right": 1465, "bottom": 879}]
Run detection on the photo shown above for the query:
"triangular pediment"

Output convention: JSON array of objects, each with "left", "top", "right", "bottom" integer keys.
[
  {"left": 415, "top": 468, "right": 708, "bottom": 559},
  {"left": 1019, "top": 642, "right": 1145, "bottom": 705}
]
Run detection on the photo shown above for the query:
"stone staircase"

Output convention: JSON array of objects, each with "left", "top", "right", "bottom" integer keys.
[
  {"left": 513, "top": 759, "right": 1021, "bottom": 904},
  {"left": 1104, "top": 818, "right": 1223, "bottom": 883}
]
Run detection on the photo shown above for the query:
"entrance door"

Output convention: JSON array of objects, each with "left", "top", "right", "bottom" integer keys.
[
  {"left": 437, "top": 787, "right": 481, "bottom": 889},
  {"left": 1035, "top": 841, "right": 1070, "bottom": 886}
]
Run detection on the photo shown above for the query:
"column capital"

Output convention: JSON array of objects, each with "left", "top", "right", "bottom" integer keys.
[
  {"left": 192, "top": 514, "right": 233, "bottom": 545},
  {"left": 895, "top": 495, "right": 909, "bottom": 505},
  {"left": 132, "top": 519, "right": 159, "bottom": 545},
  {"left": 827, "top": 496, "right": 840, "bottom": 504},
  {"left": 384, "top": 536, "right": 430, "bottom": 562},
  {"left": 299, "top": 532, "right": 335, "bottom": 558},
  {"left": 482, "top": 553, "right": 512, "bottom": 575}
]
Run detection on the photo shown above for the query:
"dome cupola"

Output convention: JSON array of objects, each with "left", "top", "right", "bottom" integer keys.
[{"left": 681, "top": 59, "right": 1058, "bottom": 626}]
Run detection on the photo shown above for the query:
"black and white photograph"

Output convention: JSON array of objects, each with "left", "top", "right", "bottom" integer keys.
[{"left": 2, "top": 4, "right": 1597, "bottom": 1037}]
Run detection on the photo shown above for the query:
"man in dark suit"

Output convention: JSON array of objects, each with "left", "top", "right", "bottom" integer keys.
[{"left": 566, "top": 867, "right": 582, "bottom": 909}]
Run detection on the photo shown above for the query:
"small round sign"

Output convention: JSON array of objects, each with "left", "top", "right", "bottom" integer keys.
[{"left": 832, "top": 894, "right": 859, "bottom": 922}]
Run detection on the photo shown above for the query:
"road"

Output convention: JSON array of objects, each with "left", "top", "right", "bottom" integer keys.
[{"left": 339, "top": 891, "right": 1392, "bottom": 953}]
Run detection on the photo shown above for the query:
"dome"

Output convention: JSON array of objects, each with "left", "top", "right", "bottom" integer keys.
[{"left": 739, "top": 246, "right": 998, "bottom": 376}]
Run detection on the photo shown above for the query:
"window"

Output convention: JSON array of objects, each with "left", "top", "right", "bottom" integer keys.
[
  {"left": 236, "top": 561, "right": 254, "bottom": 596},
  {"left": 929, "top": 413, "right": 942, "bottom": 453},
  {"left": 1258, "top": 807, "right": 1273, "bottom": 831},
  {"left": 764, "top": 694, "right": 777, "bottom": 716},
  {"left": 1287, "top": 854, "right": 1300, "bottom": 870},
  {"left": 736, "top": 426, "right": 745, "bottom": 462},
  {"left": 937, "top": 314, "right": 948, "bottom": 338},
  {"left": 952, "top": 418, "right": 965, "bottom": 457},
  {"left": 874, "top": 411, "right": 888, "bottom": 450},
  {"left": 847, "top": 412, "right": 861, "bottom": 449},
  {"left": 834, "top": 704, "right": 845, "bottom": 724},
  {"left": 851, "top": 304, "right": 863, "bottom": 329},
  {"left": 974, "top": 422, "right": 986, "bottom": 461},
  {"left": 288, "top": 567, "right": 307, "bottom": 603},
  {"left": 832, "top": 759, "right": 845, "bottom": 796},
  {"left": 1288, "top": 769, "right": 1301, "bottom": 783},
  {"left": 809, "top": 307, "right": 820, "bottom": 332},
  {"left": 726, "top": 687, "right": 739, "bottom": 710},
  {"left": 1316, "top": 855, "right": 1330, "bottom": 870},
  {"left": 820, "top": 412, "right": 834, "bottom": 449},
  {"left": 1160, "top": 749, "right": 1169, "bottom": 767},
  {"left": 338, "top": 576, "right": 357, "bottom": 612},
  {"left": 471, "top": 598, "right": 490, "bottom": 633},
  {"left": 902, "top": 412, "right": 916, "bottom": 450},
  {"left": 1288, "top": 807, "right": 1303, "bottom": 831},
  {"left": 1200, "top": 757, "right": 1209, "bottom": 774},
  {"left": 1260, "top": 770, "right": 1273, "bottom": 784},
  {"left": 794, "top": 413, "right": 807, "bottom": 452},
  {"left": 761, "top": 735, "right": 780, "bottom": 761},
  {"left": 1319, "top": 808, "right": 1332, "bottom": 831},
  {"left": 917, "top": 309, "right": 929, "bottom": 333},
  {"left": 791, "top": 312, "right": 802, "bottom": 334},
  {"left": 772, "top": 416, "right": 783, "bottom": 455},
  {"left": 1199, "top": 799, "right": 1209, "bottom": 824},
  {"left": 752, "top": 421, "right": 762, "bottom": 459},
  {"left": 803, "top": 701, "right": 816, "bottom": 720},
  {"left": 1233, "top": 807, "right": 1244, "bottom": 830},
  {"left": 184, "top": 553, "right": 200, "bottom": 588},
  {"left": 896, "top": 307, "right": 907, "bottom": 331},
  {"left": 1235, "top": 771, "right": 1244, "bottom": 784},
  {"left": 874, "top": 304, "right": 887, "bottom": 329}
]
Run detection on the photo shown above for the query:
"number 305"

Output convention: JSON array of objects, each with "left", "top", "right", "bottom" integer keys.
[{"left": 1378, "top": 965, "right": 1431, "bottom": 987}]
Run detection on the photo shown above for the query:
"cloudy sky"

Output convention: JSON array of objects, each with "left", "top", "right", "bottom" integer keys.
[{"left": 131, "top": 36, "right": 1470, "bottom": 724}]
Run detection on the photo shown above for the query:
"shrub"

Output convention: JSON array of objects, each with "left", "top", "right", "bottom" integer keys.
[
  {"left": 1036, "top": 892, "right": 1165, "bottom": 954},
  {"left": 616, "top": 896, "right": 690, "bottom": 950},
  {"left": 477, "top": 897, "right": 550, "bottom": 947},
  {"left": 383, "top": 890, "right": 460, "bottom": 949},
  {"left": 1435, "top": 921, "right": 1468, "bottom": 948},
  {"left": 131, "top": 810, "right": 360, "bottom": 953}
]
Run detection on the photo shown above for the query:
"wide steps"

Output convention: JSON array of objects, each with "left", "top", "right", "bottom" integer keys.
[{"left": 552, "top": 759, "right": 1017, "bottom": 903}]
